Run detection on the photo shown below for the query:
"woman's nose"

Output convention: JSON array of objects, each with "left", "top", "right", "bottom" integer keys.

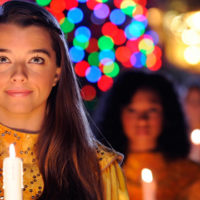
[
  {"left": 10, "top": 63, "right": 28, "bottom": 83},
  {"left": 138, "top": 112, "right": 149, "bottom": 120}
]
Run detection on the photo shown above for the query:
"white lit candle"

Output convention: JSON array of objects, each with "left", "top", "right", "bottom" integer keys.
[
  {"left": 189, "top": 129, "right": 200, "bottom": 163},
  {"left": 141, "top": 168, "right": 156, "bottom": 200},
  {"left": 3, "top": 144, "right": 23, "bottom": 200}
]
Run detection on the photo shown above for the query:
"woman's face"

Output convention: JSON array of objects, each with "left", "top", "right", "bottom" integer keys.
[
  {"left": 185, "top": 88, "right": 200, "bottom": 130},
  {"left": 0, "top": 24, "right": 61, "bottom": 116},
  {"left": 121, "top": 89, "right": 163, "bottom": 152}
]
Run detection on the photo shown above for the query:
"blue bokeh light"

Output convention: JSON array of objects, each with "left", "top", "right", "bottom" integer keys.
[
  {"left": 131, "top": 52, "right": 147, "bottom": 68},
  {"left": 75, "top": 26, "right": 91, "bottom": 43},
  {"left": 125, "top": 21, "right": 145, "bottom": 39},
  {"left": 86, "top": 66, "right": 102, "bottom": 83},
  {"left": 78, "top": 0, "right": 88, "bottom": 2},
  {"left": 67, "top": 8, "right": 84, "bottom": 24},
  {"left": 109, "top": 9, "right": 126, "bottom": 25},
  {"left": 99, "top": 50, "right": 115, "bottom": 61},
  {"left": 69, "top": 46, "right": 85, "bottom": 63}
]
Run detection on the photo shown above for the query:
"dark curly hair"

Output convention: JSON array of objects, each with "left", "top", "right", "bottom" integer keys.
[{"left": 93, "top": 70, "right": 190, "bottom": 161}]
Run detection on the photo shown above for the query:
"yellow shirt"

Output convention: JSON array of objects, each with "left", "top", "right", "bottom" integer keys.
[
  {"left": 0, "top": 123, "right": 129, "bottom": 200},
  {"left": 123, "top": 152, "right": 200, "bottom": 200}
]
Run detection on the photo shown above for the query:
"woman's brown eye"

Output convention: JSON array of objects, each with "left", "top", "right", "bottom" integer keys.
[{"left": 30, "top": 57, "right": 44, "bottom": 64}]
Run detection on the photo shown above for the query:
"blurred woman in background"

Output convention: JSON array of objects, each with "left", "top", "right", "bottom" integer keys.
[{"left": 93, "top": 70, "right": 200, "bottom": 200}]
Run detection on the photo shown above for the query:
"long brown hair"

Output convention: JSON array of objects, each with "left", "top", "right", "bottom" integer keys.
[{"left": 0, "top": 1, "right": 103, "bottom": 199}]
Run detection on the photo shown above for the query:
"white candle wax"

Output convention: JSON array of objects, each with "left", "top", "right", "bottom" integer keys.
[
  {"left": 3, "top": 144, "right": 23, "bottom": 200},
  {"left": 189, "top": 129, "right": 200, "bottom": 163},
  {"left": 141, "top": 168, "right": 156, "bottom": 200}
]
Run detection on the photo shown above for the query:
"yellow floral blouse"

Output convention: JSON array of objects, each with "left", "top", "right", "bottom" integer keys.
[
  {"left": 0, "top": 124, "right": 129, "bottom": 200},
  {"left": 123, "top": 152, "right": 200, "bottom": 200}
]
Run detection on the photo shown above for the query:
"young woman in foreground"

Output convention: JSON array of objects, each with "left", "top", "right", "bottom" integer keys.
[{"left": 0, "top": 1, "right": 129, "bottom": 199}]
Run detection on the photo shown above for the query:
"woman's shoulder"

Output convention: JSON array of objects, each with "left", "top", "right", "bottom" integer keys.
[
  {"left": 173, "top": 159, "right": 200, "bottom": 199},
  {"left": 95, "top": 142, "right": 124, "bottom": 171},
  {"left": 171, "top": 158, "right": 200, "bottom": 171},
  {"left": 169, "top": 158, "right": 200, "bottom": 180}
]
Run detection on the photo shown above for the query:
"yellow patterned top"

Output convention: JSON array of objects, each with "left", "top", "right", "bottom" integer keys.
[
  {"left": 123, "top": 152, "right": 200, "bottom": 200},
  {"left": 0, "top": 124, "right": 129, "bottom": 200}
]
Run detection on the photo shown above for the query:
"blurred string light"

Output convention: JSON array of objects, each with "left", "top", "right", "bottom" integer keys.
[
  {"left": 148, "top": 6, "right": 200, "bottom": 72},
  {"left": 32, "top": 0, "right": 162, "bottom": 103},
  {"left": 163, "top": 10, "right": 200, "bottom": 65}
]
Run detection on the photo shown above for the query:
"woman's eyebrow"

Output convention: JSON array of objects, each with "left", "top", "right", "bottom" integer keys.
[
  {"left": 29, "top": 49, "right": 51, "bottom": 58},
  {"left": 0, "top": 48, "right": 51, "bottom": 58},
  {"left": 0, "top": 48, "right": 11, "bottom": 53}
]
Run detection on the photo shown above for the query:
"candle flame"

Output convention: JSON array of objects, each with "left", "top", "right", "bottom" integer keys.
[
  {"left": 191, "top": 129, "right": 200, "bottom": 145},
  {"left": 141, "top": 168, "right": 153, "bottom": 183},
  {"left": 9, "top": 144, "right": 16, "bottom": 158}
]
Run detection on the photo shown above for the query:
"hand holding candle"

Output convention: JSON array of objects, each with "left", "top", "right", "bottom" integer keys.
[
  {"left": 3, "top": 144, "right": 23, "bottom": 200},
  {"left": 141, "top": 168, "right": 156, "bottom": 200}
]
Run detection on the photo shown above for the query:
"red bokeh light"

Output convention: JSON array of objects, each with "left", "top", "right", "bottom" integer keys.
[
  {"left": 112, "top": 29, "right": 126, "bottom": 45},
  {"left": 74, "top": 61, "right": 90, "bottom": 77},
  {"left": 0, "top": 0, "right": 8, "bottom": 5},
  {"left": 97, "top": 75, "right": 114, "bottom": 92},
  {"left": 113, "top": 0, "right": 123, "bottom": 9},
  {"left": 116, "top": 46, "right": 132, "bottom": 63},
  {"left": 86, "top": 38, "right": 99, "bottom": 53},
  {"left": 153, "top": 46, "right": 162, "bottom": 58},
  {"left": 50, "top": 0, "right": 66, "bottom": 12},
  {"left": 126, "top": 39, "right": 140, "bottom": 52},
  {"left": 45, "top": 7, "right": 65, "bottom": 22},
  {"left": 135, "top": 0, "right": 147, "bottom": 7},
  {"left": 102, "top": 22, "right": 118, "bottom": 38},
  {"left": 86, "top": 0, "right": 100, "bottom": 10},
  {"left": 122, "top": 60, "right": 133, "bottom": 68},
  {"left": 65, "top": 0, "right": 78, "bottom": 10},
  {"left": 81, "top": 85, "right": 96, "bottom": 101}
]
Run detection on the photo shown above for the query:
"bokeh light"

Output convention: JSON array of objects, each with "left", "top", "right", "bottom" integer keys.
[
  {"left": 65, "top": 0, "right": 78, "bottom": 10},
  {"left": 110, "top": 9, "right": 126, "bottom": 25},
  {"left": 67, "top": 8, "right": 84, "bottom": 24},
  {"left": 74, "top": 61, "right": 90, "bottom": 77},
  {"left": 81, "top": 85, "right": 96, "bottom": 101},
  {"left": 94, "top": 3, "right": 110, "bottom": 19},
  {"left": 32, "top": 0, "right": 162, "bottom": 104},
  {"left": 97, "top": 75, "right": 114, "bottom": 92},
  {"left": 184, "top": 46, "right": 200, "bottom": 65},
  {"left": 88, "top": 52, "right": 99, "bottom": 66},
  {"left": 99, "top": 50, "right": 115, "bottom": 62},
  {"left": 75, "top": 26, "right": 91, "bottom": 43},
  {"left": 98, "top": 36, "right": 114, "bottom": 50},
  {"left": 36, "top": 0, "right": 51, "bottom": 6},
  {"left": 86, "top": 66, "right": 102, "bottom": 83},
  {"left": 69, "top": 46, "right": 85, "bottom": 63},
  {"left": 191, "top": 129, "right": 200, "bottom": 145},
  {"left": 60, "top": 17, "right": 75, "bottom": 33}
]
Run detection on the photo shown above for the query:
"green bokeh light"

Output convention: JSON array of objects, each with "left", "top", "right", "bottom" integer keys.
[
  {"left": 36, "top": 0, "right": 51, "bottom": 6},
  {"left": 88, "top": 52, "right": 99, "bottom": 66},
  {"left": 60, "top": 18, "right": 75, "bottom": 33},
  {"left": 73, "top": 38, "right": 89, "bottom": 49},
  {"left": 104, "top": 62, "right": 120, "bottom": 77},
  {"left": 98, "top": 36, "right": 114, "bottom": 50}
]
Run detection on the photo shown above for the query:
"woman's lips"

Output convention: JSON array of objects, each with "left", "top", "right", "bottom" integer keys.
[
  {"left": 5, "top": 90, "right": 33, "bottom": 97},
  {"left": 136, "top": 128, "right": 149, "bottom": 135}
]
